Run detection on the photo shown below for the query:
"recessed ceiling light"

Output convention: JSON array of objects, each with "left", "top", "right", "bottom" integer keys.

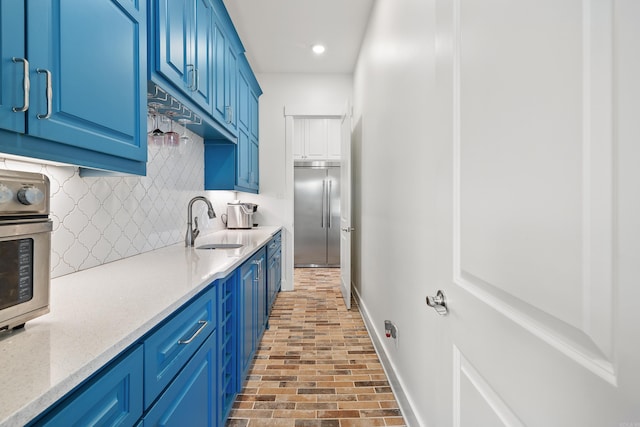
[{"left": 312, "top": 44, "right": 326, "bottom": 55}]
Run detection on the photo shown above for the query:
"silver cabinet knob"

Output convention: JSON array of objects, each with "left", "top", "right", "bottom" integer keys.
[{"left": 426, "top": 290, "right": 448, "bottom": 315}]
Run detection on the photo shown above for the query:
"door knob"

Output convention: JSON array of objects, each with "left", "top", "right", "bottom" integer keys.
[{"left": 426, "top": 290, "right": 448, "bottom": 315}]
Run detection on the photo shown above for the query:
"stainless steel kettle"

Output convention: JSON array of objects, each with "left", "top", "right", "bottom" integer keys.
[{"left": 221, "top": 202, "right": 258, "bottom": 229}]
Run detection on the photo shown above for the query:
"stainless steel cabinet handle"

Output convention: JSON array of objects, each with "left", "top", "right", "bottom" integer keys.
[
  {"left": 36, "top": 68, "right": 52, "bottom": 120},
  {"left": 341, "top": 227, "right": 354, "bottom": 232},
  {"left": 252, "top": 259, "right": 262, "bottom": 276},
  {"left": 426, "top": 290, "right": 448, "bottom": 315},
  {"left": 186, "top": 64, "right": 195, "bottom": 90},
  {"left": 177, "top": 320, "right": 208, "bottom": 344},
  {"left": 11, "top": 57, "right": 30, "bottom": 112},
  {"left": 225, "top": 106, "right": 233, "bottom": 124}
]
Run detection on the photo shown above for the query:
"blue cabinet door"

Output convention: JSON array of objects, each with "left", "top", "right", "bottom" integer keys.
[
  {"left": 154, "top": 0, "right": 214, "bottom": 113},
  {"left": 237, "top": 66, "right": 250, "bottom": 133},
  {"left": 250, "top": 90, "right": 259, "bottom": 140},
  {"left": 250, "top": 138, "right": 260, "bottom": 190},
  {"left": 191, "top": 0, "right": 214, "bottom": 113},
  {"left": 211, "top": 1, "right": 239, "bottom": 135},
  {"left": 212, "top": 15, "right": 238, "bottom": 133},
  {"left": 225, "top": 43, "right": 238, "bottom": 132},
  {"left": 155, "top": 0, "right": 213, "bottom": 113},
  {"left": 267, "top": 249, "right": 281, "bottom": 310},
  {"left": 255, "top": 249, "right": 267, "bottom": 333},
  {"left": 156, "top": 0, "right": 191, "bottom": 95},
  {"left": 144, "top": 286, "right": 217, "bottom": 409},
  {"left": 33, "top": 346, "right": 144, "bottom": 427},
  {"left": 144, "top": 330, "right": 217, "bottom": 427},
  {"left": 25, "top": 0, "right": 146, "bottom": 163},
  {"left": 212, "top": 16, "right": 227, "bottom": 124},
  {"left": 234, "top": 60, "right": 259, "bottom": 193},
  {"left": 266, "top": 233, "right": 282, "bottom": 312},
  {"left": 0, "top": 1, "right": 25, "bottom": 133},
  {"left": 236, "top": 128, "right": 251, "bottom": 190},
  {"left": 239, "top": 248, "right": 267, "bottom": 379},
  {"left": 239, "top": 258, "right": 256, "bottom": 377}
]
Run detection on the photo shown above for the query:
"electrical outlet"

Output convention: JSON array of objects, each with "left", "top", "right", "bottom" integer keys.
[{"left": 384, "top": 320, "right": 397, "bottom": 339}]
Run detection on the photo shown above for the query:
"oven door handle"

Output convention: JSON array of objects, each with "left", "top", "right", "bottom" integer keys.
[{"left": 0, "top": 220, "right": 52, "bottom": 238}]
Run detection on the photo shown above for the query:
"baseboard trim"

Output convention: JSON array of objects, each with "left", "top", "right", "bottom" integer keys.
[{"left": 352, "top": 284, "right": 421, "bottom": 427}]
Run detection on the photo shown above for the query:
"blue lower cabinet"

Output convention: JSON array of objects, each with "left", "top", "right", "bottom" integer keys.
[
  {"left": 144, "top": 286, "right": 217, "bottom": 409},
  {"left": 143, "top": 330, "right": 217, "bottom": 427},
  {"left": 239, "top": 256, "right": 257, "bottom": 377},
  {"left": 266, "top": 232, "right": 282, "bottom": 311},
  {"left": 31, "top": 346, "right": 144, "bottom": 427},
  {"left": 28, "top": 237, "right": 282, "bottom": 427}
]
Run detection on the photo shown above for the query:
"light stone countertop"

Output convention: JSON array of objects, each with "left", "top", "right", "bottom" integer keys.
[{"left": 0, "top": 226, "right": 282, "bottom": 427}]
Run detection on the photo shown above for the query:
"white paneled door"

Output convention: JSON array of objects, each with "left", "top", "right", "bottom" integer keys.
[{"left": 431, "top": 0, "right": 640, "bottom": 425}]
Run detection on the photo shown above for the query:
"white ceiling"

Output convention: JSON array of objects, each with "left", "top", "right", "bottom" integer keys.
[{"left": 222, "top": 0, "right": 374, "bottom": 74}]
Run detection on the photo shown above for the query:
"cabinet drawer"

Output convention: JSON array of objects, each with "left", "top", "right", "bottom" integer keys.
[
  {"left": 267, "top": 231, "right": 282, "bottom": 259},
  {"left": 33, "top": 346, "right": 143, "bottom": 427},
  {"left": 144, "top": 286, "right": 216, "bottom": 409},
  {"left": 143, "top": 330, "right": 217, "bottom": 427}
]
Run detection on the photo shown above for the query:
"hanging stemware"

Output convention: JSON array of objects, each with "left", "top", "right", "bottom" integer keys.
[
  {"left": 147, "top": 103, "right": 166, "bottom": 147},
  {"left": 164, "top": 111, "right": 180, "bottom": 148},
  {"left": 178, "top": 105, "right": 193, "bottom": 147}
]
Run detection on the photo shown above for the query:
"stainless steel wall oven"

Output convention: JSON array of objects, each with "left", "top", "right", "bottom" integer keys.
[{"left": 0, "top": 170, "right": 51, "bottom": 331}]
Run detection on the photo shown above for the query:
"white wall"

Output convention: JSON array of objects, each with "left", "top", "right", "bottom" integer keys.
[
  {"left": 352, "top": 0, "right": 439, "bottom": 425},
  {"left": 240, "top": 73, "right": 352, "bottom": 291}
]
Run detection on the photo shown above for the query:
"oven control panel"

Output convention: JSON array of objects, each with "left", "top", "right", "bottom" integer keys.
[{"left": 0, "top": 170, "right": 50, "bottom": 217}]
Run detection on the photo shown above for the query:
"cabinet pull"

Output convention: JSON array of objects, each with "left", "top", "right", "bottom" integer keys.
[
  {"left": 252, "top": 259, "right": 263, "bottom": 275},
  {"left": 225, "top": 106, "right": 232, "bottom": 124},
  {"left": 11, "top": 57, "right": 30, "bottom": 112},
  {"left": 186, "top": 64, "right": 196, "bottom": 91},
  {"left": 178, "top": 320, "right": 208, "bottom": 344},
  {"left": 36, "top": 68, "right": 52, "bottom": 120}
]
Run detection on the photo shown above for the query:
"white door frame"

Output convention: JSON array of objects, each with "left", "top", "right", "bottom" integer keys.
[{"left": 284, "top": 104, "right": 350, "bottom": 291}]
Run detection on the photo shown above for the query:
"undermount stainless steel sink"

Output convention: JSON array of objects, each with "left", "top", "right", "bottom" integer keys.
[{"left": 196, "top": 243, "right": 244, "bottom": 250}]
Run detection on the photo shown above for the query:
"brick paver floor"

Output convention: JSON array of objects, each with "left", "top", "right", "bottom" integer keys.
[{"left": 226, "top": 268, "right": 407, "bottom": 427}]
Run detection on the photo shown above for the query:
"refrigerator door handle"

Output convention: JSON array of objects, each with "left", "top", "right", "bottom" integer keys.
[
  {"left": 327, "top": 179, "right": 332, "bottom": 228},
  {"left": 321, "top": 179, "right": 326, "bottom": 228}
]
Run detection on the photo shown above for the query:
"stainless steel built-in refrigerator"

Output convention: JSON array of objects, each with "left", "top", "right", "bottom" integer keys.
[{"left": 294, "top": 161, "right": 340, "bottom": 267}]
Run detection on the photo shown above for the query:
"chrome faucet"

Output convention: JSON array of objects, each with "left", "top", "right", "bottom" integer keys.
[{"left": 185, "top": 196, "right": 216, "bottom": 247}]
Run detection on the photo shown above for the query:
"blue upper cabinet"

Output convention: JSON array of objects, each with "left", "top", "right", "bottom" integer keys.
[
  {"left": 0, "top": 0, "right": 147, "bottom": 175},
  {"left": 149, "top": 0, "right": 243, "bottom": 140},
  {"left": 237, "top": 56, "right": 261, "bottom": 192},
  {"left": 155, "top": 0, "right": 214, "bottom": 113},
  {"left": 204, "top": 53, "right": 261, "bottom": 194},
  {"left": 212, "top": 10, "right": 240, "bottom": 134},
  {"left": 0, "top": 2, "right": 25, "bottom": 134}
]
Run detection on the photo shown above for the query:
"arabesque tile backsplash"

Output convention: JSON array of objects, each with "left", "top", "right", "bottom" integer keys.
[{"left": 0, "top": 121, "right": 234, "bottom": 279}]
